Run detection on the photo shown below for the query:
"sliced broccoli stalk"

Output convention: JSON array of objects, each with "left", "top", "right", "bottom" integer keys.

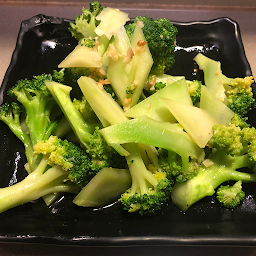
[
  {"left": 106, "top": 27, "right": 135, "bottom": 103},
  {"left": 194, "top": 53, "right": 229, "bottom": 102},
  {"left": 216, "top": 180, "right": 245, "bottom": 208},
  {"left": 45, "top": 81, "right": 97, "bottom": 149},
  {"left": 171, "top": 150, "right": 256, "bottom": 211},
  {"left": 107, "top": 21, "right": 153, "bottom": 110},
  {"left": 124, "top": 77, "right": 192, "bottom": 122},
  {"left": 58, "top": 44, "right": 102, "bottom": 68},
  {"left": 77, "top": 76, "right": 128, "bottom": 127},
  {"left": 200, "top": 85, "right": 235, "bottom": 125},
  {"left": 100, "top": 115, "right": 205, "bottom": 171},
  {"left": 73, "top": 167, "right": 131, "bottom": 207},
  {"left": 161, "top": 97, "right": 219, "bottom": 148}
]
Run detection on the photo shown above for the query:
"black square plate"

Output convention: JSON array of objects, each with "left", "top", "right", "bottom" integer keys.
[{"left": 0, "top": 14, "right": 256, "bottom": 247}]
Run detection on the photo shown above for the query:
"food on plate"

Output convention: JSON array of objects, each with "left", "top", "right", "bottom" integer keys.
[{"left": 0, "top": 1, "right": 255, "bottom": 216}]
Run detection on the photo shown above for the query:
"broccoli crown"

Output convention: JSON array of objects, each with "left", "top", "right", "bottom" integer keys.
[
  {"left": 210, "top": 120, "right": 256, "bottom": 160},
  {"left": 186, "top": 80, "right": 202, "bottom": 105},
  {"left": 227, "top": 93, "right": 255, "bottom": 117},
  {"left": 80, "top": 37, "right": 96, "bottom": 48},
  {"left": 73, "top": 96, "right": 99, "bottom": 123},
  {"left": 0, "top": 102, "right": 22, "bottom": 125},
  {"left": 69, "top": 1, "right": 104, "bottom": 41},
  {"left": 158, "top": 148, "right": 199, "bottom": 183},
  {"left": 119, "top": 144, "right": 173, "bottom": 215},
  {"left": 34, "top": 135, "right": 94, "bottom": 187},
  {"left": 210, "top": 123, "right": 244, "bottom": 156},
  {"left": 154, "top": 81, "right": 166, "bottom": 91},
  {"left": 86, "top": 127, "right": 127, "bottom": 172},
  {"left": 216, "top": 180, "right": 245, "bottom": 208},
  {"left": 225, "top": 77, "right": 255, "bottom": 117},
  {"left": 120, "top": 171, "right": 172, "bottom": 215},
  {"left": 8, "top": 74, "right": 53, "bottom": 99},
  {"left": 230, "top": 113, "right": 250, "bottom": 129},
  {"left": 125, "top": 16, "right": 178, "bottom": 75}
]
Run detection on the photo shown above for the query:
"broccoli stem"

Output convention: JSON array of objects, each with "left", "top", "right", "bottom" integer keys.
[
  {"left": 78, "top": 76, "right": 128, "bottom": 126},
  {"left": 171, "top": 152, "right": 256, "bottom": 211},
  {"left": 46, "top": 81, "right": 96, "bottom": 149},
  {"left": 124, "top": 143, "right": 158, "bottom": 194},
  {"left": 0, "top": 156, "right": 79, "bottom": 214}
]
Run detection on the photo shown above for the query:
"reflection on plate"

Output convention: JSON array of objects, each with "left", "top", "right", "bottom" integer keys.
[{"left": 0, "top": 14, "right": 256, "bottom": 247}]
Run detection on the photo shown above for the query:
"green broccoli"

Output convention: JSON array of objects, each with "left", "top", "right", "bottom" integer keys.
[
  {"left": 125, "top": 16, "right": 178, "bottom": 75},
  {"left": 73, "top": 96, "right": 99, "bottom": 123},
  {"left": 0, "top": 135, "right": 99, "bottom": 214},
  {"left": 34, "top": 135, "right": 99, "bottom": 187},
  {"left": 216, "top": 180, "right": 245, "bottom": 208},
  {"left": 46, "top": 80, "right": 126, "bottom": 174},
  {"left": 171, "top": 119, "right": 256, "bottom": 211},
  {"left": 194, "top": 53, "right": 255, "bottom": 117},
  {"left": 225, "top": 76, "right": 255, "bottom": 117},
  {"left": 0, "top": 102, "right": 34, "bottom": 169},
  {"left": 77, "top": 76, "right": 173, "bottom": 215},
  {"left": 119, "top": 143, "right": 173, "bottom": 215},
  {"left": 158, "top": 148, "right": 199, "bottom": 183},
  {"left": 69, "top": 1, "right": 104, "bottom": 41},
  {"left": 7, "top": 74, "right": 59, "bottom": 147},
  {"left": 186, "top": 80, "right": 202, "bottom": 105},
  {"left": 69, "top": 2, "right": 129, "bottom": 57}
]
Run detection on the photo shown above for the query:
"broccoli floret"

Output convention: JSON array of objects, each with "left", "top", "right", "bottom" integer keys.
[
  {"left": 216, "top": 180, "right": 245, "bottom": 208},
  {"left": 34, "top": 135, "right": 96, "bottom": 187},
  {"left": 171, "top": 119, "right": 256, "bottom": 211},
  {"left": 171, "top": 150, "right": 256, "bottom": 211},
  {"left": 194, "top": 53, "right": 255, "bottom": 117},
  {"left": 7, "top": 74, "right": 59, "bottom": 147},
  {"left": 158, "top": 148, "right": 199, "bottom": 183},
  {"left": 210, "top": 123, "right": 244, "bottom": 156},
  {"left": 186, "top": 80, "right": 202, "bottom": 105},
  {"left": 0, "top": 102, "right": 34, "bottom": 169},
  {"left": 69, "top": 1, "right": 104, "bottom": 41},
  {"left": 73, "top": 96, "right": 99, "bottom": 123},
  {"left": 86, "top": 127, "right": 127, "bottom": 172},
  {"left": 230, "top": 113, "right": 250, "bottom": 129},
  {"left": 125, "top": 16, "right": 178, "bottom": 75},
  {"left": 225, "top": 76, "right": 255, "bottom": 117},
  {"left": 0, "top": 136, "right": 95, "bottom": 214},
  {"left": 154, "top": 81, "right": 166, "bottom": 91},
  {"left": 119, "top": 143, "right": 172, "bottom": 215}
]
